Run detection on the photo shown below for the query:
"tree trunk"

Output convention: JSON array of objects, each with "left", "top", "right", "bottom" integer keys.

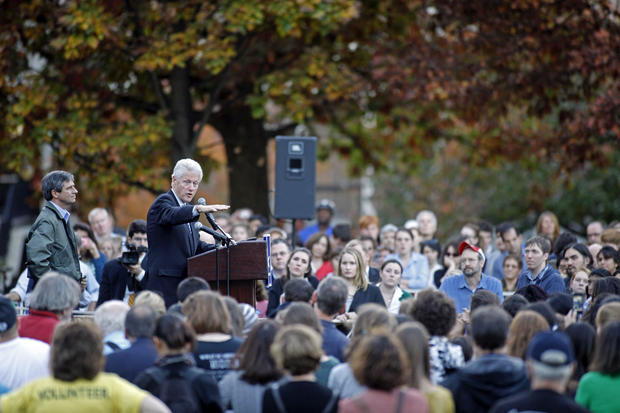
[
  {"left": 212, "top": 105, "right": 270, "bottom": 217},
  {"left": 169, "top": 66, "right": 193, "bottom": 162}
]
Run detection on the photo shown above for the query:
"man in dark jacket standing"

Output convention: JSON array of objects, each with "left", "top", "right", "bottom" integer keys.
[
  {"left": 146, "top": 158, "right": 228, "bottom": 307},
  {"left": 442, "top": 305, "right": 530, "bottom": 413},
  {"left": 26, "top": 170, "right": 82, "bottom": 287}
]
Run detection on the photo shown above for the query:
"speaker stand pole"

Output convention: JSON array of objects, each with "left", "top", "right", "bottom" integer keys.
[
  {"left": 291, "top": 218, "right": 296, "bottom": 250},
  {"left": 215, "top": 243, "right": 220, "bottom": 291},
  {"left": 225, "top": 238, "right": 231, "bottom": 296}
]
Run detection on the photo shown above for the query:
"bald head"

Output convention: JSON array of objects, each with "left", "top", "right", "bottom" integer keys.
[{"left": 587, "top": 221, "right": 604, "bottom": 245}]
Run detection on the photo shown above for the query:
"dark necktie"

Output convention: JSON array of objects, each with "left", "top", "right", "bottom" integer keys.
[{"left": 186, "top": 204, "right": 195, "bottom": 252}]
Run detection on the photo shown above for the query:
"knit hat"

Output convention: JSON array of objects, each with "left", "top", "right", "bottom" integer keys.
[{"left": 240, "top": 303, "right": 258, "bottom": 336}]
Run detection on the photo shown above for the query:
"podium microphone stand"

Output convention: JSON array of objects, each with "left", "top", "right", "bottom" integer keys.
[
  {"left": 188, "top": 237, "right": 268, "bottom": 306},
  {"left": 212, "top": 233, "right": 234, "bottom": 296}
]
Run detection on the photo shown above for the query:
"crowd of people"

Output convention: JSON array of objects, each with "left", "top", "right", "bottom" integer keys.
[{"left": 1, "top": 162, "right": 620, "bottom": 413}]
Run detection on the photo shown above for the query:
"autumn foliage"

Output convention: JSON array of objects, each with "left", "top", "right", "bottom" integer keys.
[{"left": 0, "top": 0, "right": 618, "bottom": 215}]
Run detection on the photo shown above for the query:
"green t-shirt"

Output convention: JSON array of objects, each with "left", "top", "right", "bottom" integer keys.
[
  {"left": 315, "top": 356, "right": 340, "bottom": 387},
  {"left": 576, "top": 371, "right": 620, "bottom": 413},
  {"left": 0, "top": 373, "right": 147, "bottom": 413}
]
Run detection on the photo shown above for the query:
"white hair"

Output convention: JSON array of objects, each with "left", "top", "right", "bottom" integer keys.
[
  {"left": 380, "top": 224, "right": 398, "bottom": 236},
  {"left": 88, "top": 207, "right": 109, "bottom": 223},
  {"left": 94, "top": 300, "right": 130, "bottom": 336},
  {"left": 416, "top": 210, "right": 437, "bottom": 226},
  {"left": 30, "top": 271, "right": 81, "bottom": 312},
  {"left": 172, "top": 158, "right": 203, "bottom": 180},
  {"left": 529, "top": 359, "right": 572, "bottom": 382}
]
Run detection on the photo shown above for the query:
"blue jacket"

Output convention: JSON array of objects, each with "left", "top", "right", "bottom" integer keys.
[
  {"left": 515, "top": 265, "right": 566, "bottom": 294},
  {"left": 320, "top": 319, "right": 349, "bottom": 362},
  {"left": 298, "top": 224, "right": 333, "bottom": 244},
  {"left": 105, "top": 338, "right": 158, "bottom": 383}
]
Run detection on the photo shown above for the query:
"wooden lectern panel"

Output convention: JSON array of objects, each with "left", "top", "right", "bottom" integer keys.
[{"left": 187, "top": 240, "right": 268, "bottom": 306}]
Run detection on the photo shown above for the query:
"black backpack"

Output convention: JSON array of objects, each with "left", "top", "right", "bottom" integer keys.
[
  {"left": 269, "top": 382, "right": 338, "bottom": 413},
  {"left": 142, "top": 366, "right": 203, "bottom": 413}
]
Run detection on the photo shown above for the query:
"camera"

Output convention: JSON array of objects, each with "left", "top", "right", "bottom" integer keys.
[{"left": 120, "top": 243, "right": 148, "bottom": 266}]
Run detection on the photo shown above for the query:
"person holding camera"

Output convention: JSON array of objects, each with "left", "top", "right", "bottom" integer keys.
[{"left": 97, "top": 219, "right": 149, "bottom": 307}]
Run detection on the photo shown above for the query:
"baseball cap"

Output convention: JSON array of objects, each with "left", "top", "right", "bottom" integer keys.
[
  {"left": 0, "top": 295, "right": 17, "bottom": 333},
  {"left": 527, "top": 331, "right": 574, "bottom": 367},
  {"left": 316, "top": 199, "right": 335, "bottom": 213},
  {"left": 458, "top": 241, "right": 486, "bottom": 263},
  {"left": 404, "top": 219, "right": 418, "bottom": 230}
]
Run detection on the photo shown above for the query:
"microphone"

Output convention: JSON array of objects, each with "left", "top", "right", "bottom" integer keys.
[
  {"left": 197, "top": 197, "right": 219, "bottom": 229},
  {"left": 197, "top": 197, "right": 236, "bottom": 245},
  {"left": 194, "top": 222, "right": 228, "bottom": 243}
]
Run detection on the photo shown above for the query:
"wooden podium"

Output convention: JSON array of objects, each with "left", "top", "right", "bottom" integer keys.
[{"left": 187, "top": 240, "right": 268, "bottom": 306}]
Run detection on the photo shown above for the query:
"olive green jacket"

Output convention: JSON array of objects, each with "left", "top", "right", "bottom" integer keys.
[{"left": 26, "top": 200, "right": 82, "bottom": 282}]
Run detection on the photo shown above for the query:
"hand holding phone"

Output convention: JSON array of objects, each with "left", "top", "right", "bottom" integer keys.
[{"left": 572, "top": 293, "right": 584, "bottom": 316}]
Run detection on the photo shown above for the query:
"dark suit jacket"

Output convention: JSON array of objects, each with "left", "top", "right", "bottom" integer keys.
[
  {"left": 267, "top": 275, "right": 320, "bottom": 315},
  {"left": 368, "top": 267, "right": 380, "bottom": 283},
  {"left": 104, "top": 338, "right": 159, "bottom": 383},
  {"left": 97, "top": 258, "right": 148, "bottom": 306},
  {"left": 349, "top": 284, "right": 385, "bottom": 313},
  {"left": 146, "top": 190, "right": 214, "bottom": 307}
]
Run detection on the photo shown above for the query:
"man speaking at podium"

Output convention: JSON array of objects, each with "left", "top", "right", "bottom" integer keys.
[{"left": 146, "top": 158, "right": 229, "bottom": 307}]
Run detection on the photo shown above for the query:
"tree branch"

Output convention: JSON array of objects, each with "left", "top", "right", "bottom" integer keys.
[
  {"left": 149, "top": 71, "right": 169, "bottom": 112},
  {"left": 73, "top": 152, "right": 162, "bottom": 195},
  {"left": 114, "top": 95, "right": 161, "bottom": 114},
  {"left": 265, "top": 123, "right": 296, "bottom": 138},
  {"left": 323, "top": 100, "right": 383, "bottom": 168}
]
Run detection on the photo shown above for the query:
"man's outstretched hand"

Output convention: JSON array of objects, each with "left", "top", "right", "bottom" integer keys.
[{"left": 195, "top": 204, "right": 230, "bottom": 214}]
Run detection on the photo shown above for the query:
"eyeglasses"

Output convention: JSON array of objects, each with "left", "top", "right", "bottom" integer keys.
[{"left": 181, "top": 179, "right": 200, "bottom": 188}]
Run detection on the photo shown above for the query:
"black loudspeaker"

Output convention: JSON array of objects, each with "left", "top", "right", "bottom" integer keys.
[{"left": 274, "top": 136, "right": 316, "bottom": 219}]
